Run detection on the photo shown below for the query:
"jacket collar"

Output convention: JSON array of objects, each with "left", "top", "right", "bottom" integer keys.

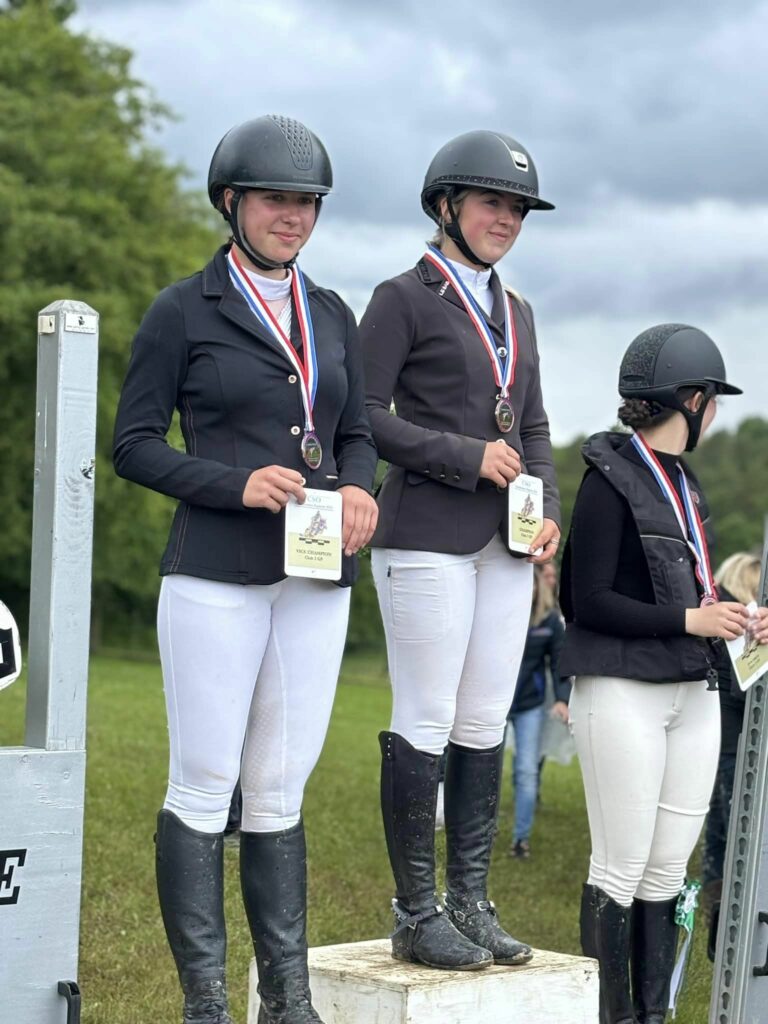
[
  {"left": 416, "top": 254, "right": 507, "bottom": 331},
  {"left": 202, "top": 244, "right": 315, "bottom": 351}
]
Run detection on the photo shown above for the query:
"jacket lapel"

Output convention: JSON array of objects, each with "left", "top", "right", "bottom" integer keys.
[
  {"left": 203, "top": 245, "right": 306, "bottom": 359},
  {"left": 417, "top": 256, "right": 505, "bottom": 344}
]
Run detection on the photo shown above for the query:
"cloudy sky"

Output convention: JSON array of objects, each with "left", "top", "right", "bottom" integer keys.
[{"left": 72, "top": 0, "right": 768, "bottom": 443}]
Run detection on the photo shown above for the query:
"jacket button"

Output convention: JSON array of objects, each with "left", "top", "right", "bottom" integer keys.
[
  {"left": 497, "top": 347, "right": 508, "bottom": 358},
  {"left": 439, "top": 471, "right": 447, "bottom": 480},
  {"left": 424, "top": 468, "right": 431, "bottom": 475},
  {"left": 290, "top": 425, "right": 301, "bottom": 436},
  {"left": 288, "top": 374, "right": 298, "bottom": 384},
  {"left": 453, "top": 472, "right": 461, "bottom": 481}
]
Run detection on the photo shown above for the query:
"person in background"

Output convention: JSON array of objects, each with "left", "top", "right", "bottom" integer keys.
[
  {"left": 507, "top": 565, "right": 570, "bottom": 859},
  {"left": 113, "top": 116, "right": 377, "bottom": 1024},
  {"left": 701, "top": 551, "right": 762, "bottom": 956}
]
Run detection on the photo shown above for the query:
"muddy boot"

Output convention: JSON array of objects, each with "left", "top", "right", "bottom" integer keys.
[
  {"left": 155, "top": 810, "right": 233, "bottom": 1024},
  {"left": 380, "top": 731, "right": 492, "bottom": 970},
  {"left": 580, "top": 884, "right": 636, "bottom": 1024},
  {"left": 631, "top": 897, "right": 679, "bottom": 1024},
  {"left": 442, "top": 740, "right": 532, "bottom": 966},
  {"left": 241, "top": 821, "right": 323, "bottom": 1023}
]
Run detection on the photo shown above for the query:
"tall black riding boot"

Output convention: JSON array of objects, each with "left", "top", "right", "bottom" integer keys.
[
  {"left": 580, "top": 884, "right": 636, "bottom": 1024},
  {"left": 442, "top": 740, "right": 533, "bottom": 965},
  {"left": 379, "top": 731, "right": 493, "bottom": 970},
  {"left": 631, "top": 897, "right": 679, "bottom": 1024},
  {"left": 155, "top": 810, "right": 233, "bottom": 1024},
  {"left": 240, "top": 821, "right": 323, "bottom": 1023}
]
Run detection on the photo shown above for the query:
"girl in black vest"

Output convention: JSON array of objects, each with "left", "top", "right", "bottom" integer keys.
[
  {"left": 360, "top": 131, "right": 560, "bottom": 971},
  {"left": 560, "top": 324, "right": 768, "bottom": 1024},
  {"left": 113, "top": 117, "right": 378, "bottom": 1024}
]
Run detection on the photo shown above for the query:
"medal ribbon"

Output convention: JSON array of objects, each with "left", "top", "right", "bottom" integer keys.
[
  {"left": 227, "top": 247, "right": 318, "bottom": 432},
  {"left": 631, "top": 433, "right": 717, "bottom": 602},
  {"left": 423, "top": 244, "right": 518, "bottom": 397}
]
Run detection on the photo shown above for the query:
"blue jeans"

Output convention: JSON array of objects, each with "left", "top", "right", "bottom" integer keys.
[{"left": 508, "top": 704, "right": 546, "bottom": 842}]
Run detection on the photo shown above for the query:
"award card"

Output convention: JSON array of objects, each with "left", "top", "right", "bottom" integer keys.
[
  {"left": 726, "top": 601, "right": 768, "bottom": 692},
  {"left": 508, "top": 474, "right": 544, "bottom": 556},
  {"left": 284, "top": 488, "right": 343, "bottom": 581}
]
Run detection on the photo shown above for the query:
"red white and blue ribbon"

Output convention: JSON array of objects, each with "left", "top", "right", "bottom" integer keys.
[
  {"left": 631, "top": 433, "right": 717, "bottom": 603},
  {"left": 423, "top": 244, "right": 518, "bottom": 398},
  {"left": 227, "top": 247, "right": 318, "bottom": 433}
]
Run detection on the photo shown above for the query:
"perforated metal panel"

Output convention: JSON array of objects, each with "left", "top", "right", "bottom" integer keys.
[{"left": 709, "top": 531, "right": 768, "bottom": 1023}]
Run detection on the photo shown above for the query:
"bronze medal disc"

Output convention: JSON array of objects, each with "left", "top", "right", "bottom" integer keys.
[
  {"left": 301, "top": 431, "right": 323, "bottom": 470},
  {"left": 495, "top": 396, "right": 515, "bottom": 433}
]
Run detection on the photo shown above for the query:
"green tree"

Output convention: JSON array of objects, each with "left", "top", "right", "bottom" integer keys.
[{"left": 0, "top": 0, "right": 220, "bottom": 641}]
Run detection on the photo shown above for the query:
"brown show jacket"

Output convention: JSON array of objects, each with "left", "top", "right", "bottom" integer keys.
[{"left": 360, "top": 257, "right": 560, "bottom": 554}]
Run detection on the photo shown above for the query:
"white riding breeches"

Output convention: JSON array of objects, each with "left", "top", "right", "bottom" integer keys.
[
  {"left": 569, "top": 674, "right": 720, "bottom": 906},
  {"left": 157, "top": 573, "right": 350, "bottom": 834},
  {"left": 371, "top": 534, "right": 533, "bottom": 755}
]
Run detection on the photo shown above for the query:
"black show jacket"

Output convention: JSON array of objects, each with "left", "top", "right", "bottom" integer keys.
[
  {"left": 360, "top": 257, "right": 560, "bottom": 554},
  {"left": 113, "top": 245, "right": 377, "bottom": 587}
]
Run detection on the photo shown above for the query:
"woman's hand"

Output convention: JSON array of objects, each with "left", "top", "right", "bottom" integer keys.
[
  {"left": 527, "top": 519, "right": 560, "bottom": 564},
  {"left": 479, "top": 440, "right": 521, "bottom": 487},
  {"left": 339, "top": 485, "right": 379, "bottom": 556},
  {"left": 685, "top": 601, "right": 750, "bottom": 640},
  {"left": 242, "top": 466, "right": 306, "bottom": 512},
  {"left": 550, "top": 700, "right": 569, "bottom": 723}
]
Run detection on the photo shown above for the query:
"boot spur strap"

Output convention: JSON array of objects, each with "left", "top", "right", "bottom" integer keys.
[
  {"left": 391, "top": 900, "right": 443, "bottom": 936},
  {"left": 445, "top": 897, "right": 496, "bottom": 923}
]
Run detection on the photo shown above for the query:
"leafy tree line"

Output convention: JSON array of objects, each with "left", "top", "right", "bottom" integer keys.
[{"left": 1, "top": 1, "right": 765, "bottom": 655}]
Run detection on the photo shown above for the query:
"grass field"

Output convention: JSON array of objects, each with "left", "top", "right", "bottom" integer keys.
[{"left": 1, "top": 654, "right": 716, "bottom": 1023}]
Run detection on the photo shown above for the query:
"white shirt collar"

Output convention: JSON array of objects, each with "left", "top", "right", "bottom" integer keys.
[{"left": 243, "top": 266, "right": 292, "bottom": 301}]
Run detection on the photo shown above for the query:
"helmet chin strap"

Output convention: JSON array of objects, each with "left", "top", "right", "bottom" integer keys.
[
  {"left": 226, "top": 190, "right": 323, "bottom": 273},
  {"left": 443, "top": 195, "right": 493, "bottom": 270},
  {"left": 676, "top": 385, "right": 715, "bottom": 452}
]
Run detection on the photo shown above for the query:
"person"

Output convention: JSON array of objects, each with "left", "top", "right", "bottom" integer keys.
[
  {"left": 359, "top": 129, "right": 561, "bottom": 971},
  {"left": 113, "top": 115, "right": 378, "bottom": 1024},
  {"left": 0, "top": 599, "right": 21, "bottom": 691},
  {"left": 506, "top": 565, "right": 570, "bottom": 859},
  {"left": 700, "top": 552, "right": 762, "bottom": 955},
  {"left": 559, "top": 324, "right": 768, "bottom": 1024}
]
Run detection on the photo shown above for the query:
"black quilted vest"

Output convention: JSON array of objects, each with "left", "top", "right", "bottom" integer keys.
[{"left": 560, "top": 432, "right": 717, "bottom": 685}]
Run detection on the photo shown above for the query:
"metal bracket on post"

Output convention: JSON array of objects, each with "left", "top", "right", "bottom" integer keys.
[
  {"left": 709, "top": 525, "right": 768, "bottom": 1023},
  {"left": 57, "top": 981, "right": 81, "bottom": 1024},
  {"left": 0, "top": 301, "right": 98, "bottom": 1023}
]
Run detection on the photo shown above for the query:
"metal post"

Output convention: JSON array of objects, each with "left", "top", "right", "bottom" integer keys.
[
  {"left": 709, "top": 525, "right": 768, "bottom": 1024},
  {"left": 0, "top": 301, "right": 98, "bottom": 1024}
]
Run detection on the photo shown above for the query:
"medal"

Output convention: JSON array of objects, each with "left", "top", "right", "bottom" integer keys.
[
  {"left": 631, "top": 433, "right": 717, "bottom": 604},
  {"left": 423, "top": 245, "right": 518, "bottom": 432},
  {"left": 300, "top": 431, "right": 323, "bottom": 470},
  {"left": 495, "top": 395, "right": 515, "bottom": 432},
  {"left": 227, "top": 248, "right": 322, "bottom": 469}
]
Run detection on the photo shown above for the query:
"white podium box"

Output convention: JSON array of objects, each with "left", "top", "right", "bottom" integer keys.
[{"left": 248, "top": 939, "right": 599, "bottom": 1023}]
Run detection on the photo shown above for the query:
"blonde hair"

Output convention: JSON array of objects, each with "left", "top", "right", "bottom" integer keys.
[
  {"left": 531, "top": 566, "right": 557, "bottom": 626},
  {"left": 429, "top": 188, "right": 473, "bottom": 247},
  {"left": 715, "top": 552, "right": 761, "bottom": 605}
]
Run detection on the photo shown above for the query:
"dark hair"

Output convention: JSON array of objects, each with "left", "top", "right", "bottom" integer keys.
[{"left": 617, "top": 387, "right": 699, "bottom": 430}]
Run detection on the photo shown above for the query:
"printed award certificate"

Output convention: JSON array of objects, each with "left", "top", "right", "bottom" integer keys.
[
  {"left": 284, "top": 488, "right": 343, "bottom": 581},
  {"left": 508, "top": 474, "right": 544, "bottom": 556},
  {"left": 726, "top": 601, "right": 768, "bottom": 692}
]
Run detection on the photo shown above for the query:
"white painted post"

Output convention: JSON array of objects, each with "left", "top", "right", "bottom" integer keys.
[
  {"left": 248, "top": 940, "right": 599, "bottom": 1023},
  {"left": 709, "top": 527, "right": 768, "bottom": 1024},
  {"left": 0, "top": 301, "right": 98, "bottom": 1024}
]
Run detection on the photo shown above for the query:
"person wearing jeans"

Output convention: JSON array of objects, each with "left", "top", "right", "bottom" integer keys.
[{"left": 507, "top": 566, "right": 570, "bottom": 858}]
